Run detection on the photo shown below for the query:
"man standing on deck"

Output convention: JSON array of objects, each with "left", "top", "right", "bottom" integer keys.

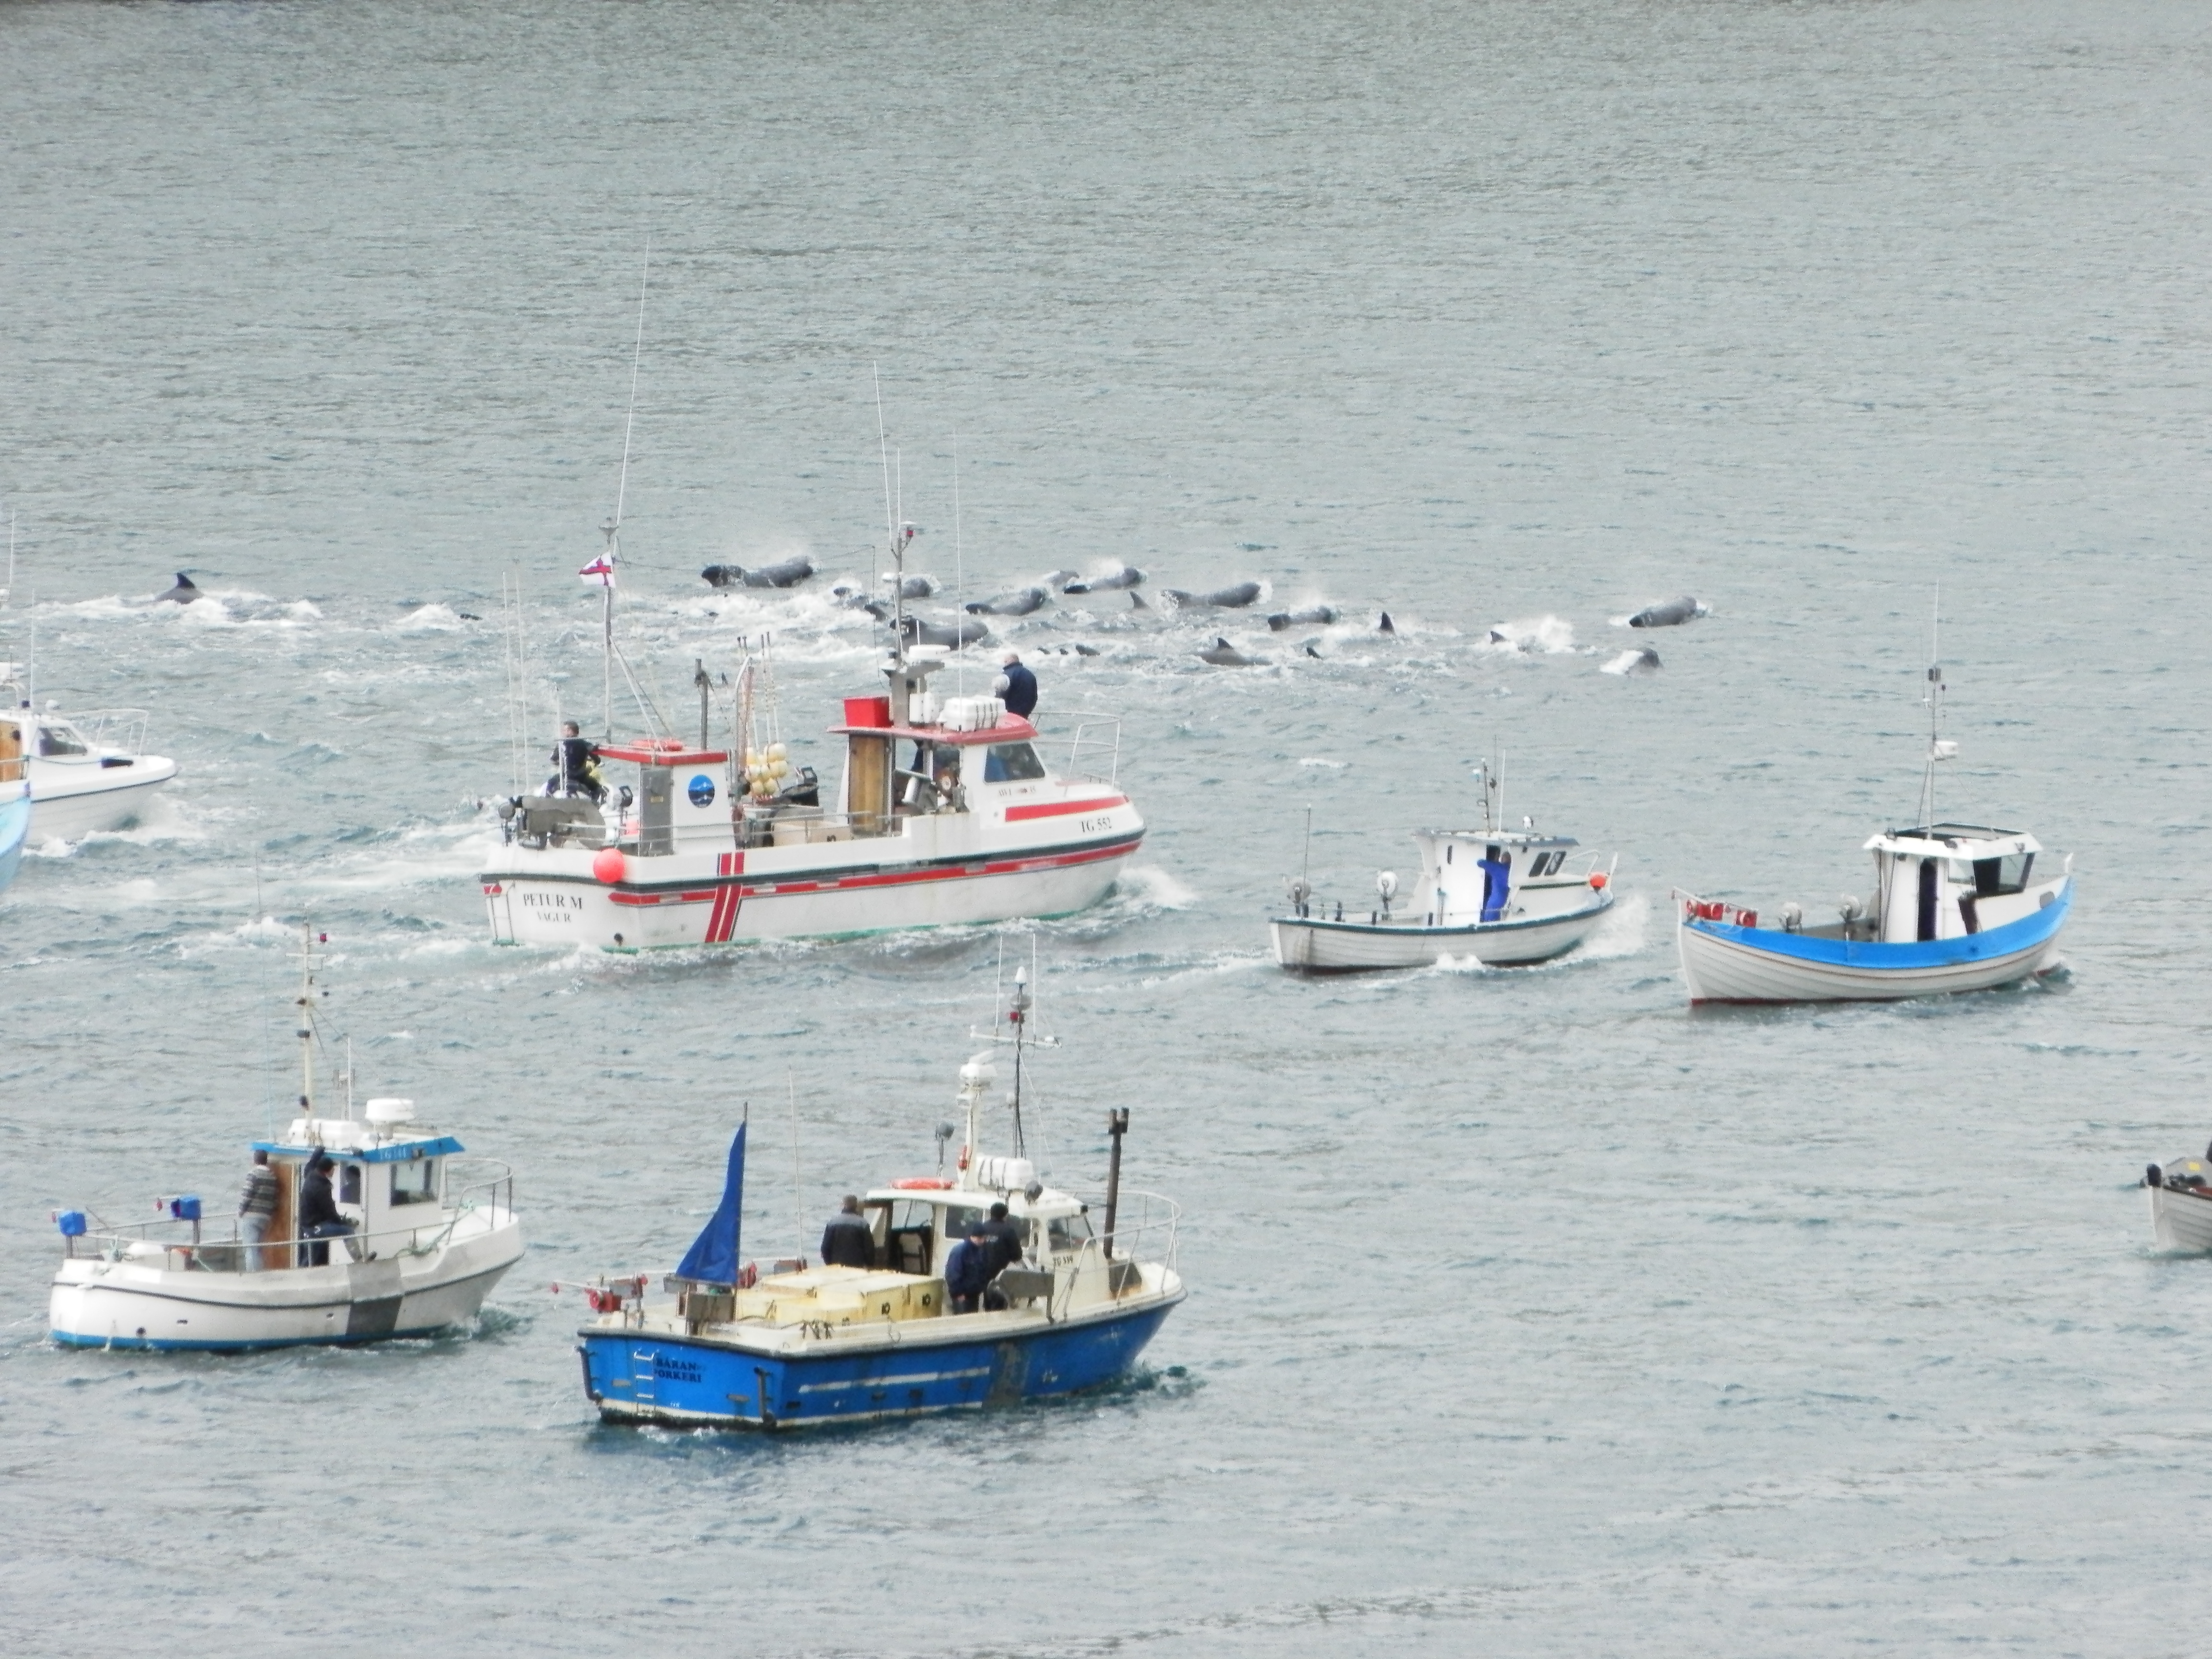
[
  {"left": 819, "top": 1195, "right": 874, "bottom": 1269},
  {"left": 238, "top": 1150, "right": 278, "bottom": 1272},
  {"left": 946, "top": 1224, "right": 993, "bottom": 1314},
  {"left": 995, "top": 652, "right": 1038, "bottom": 719}
]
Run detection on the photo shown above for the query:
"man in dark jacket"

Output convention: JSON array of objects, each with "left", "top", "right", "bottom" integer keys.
[
  {"left": 945, "top": 1224, "right": 993, "bottom": 1314},
  {"left": 995, "top": 653, "right": 1038, "bottom": 719},
  {"left": 976, "top": 1202, "right": 1024, "bottom": 1278},
  {"left": 297, "top": 1153, "right": 348, "bottom": 1267},
  {"left": 547, "top": 721, "right": 603, "bottom": 800},
  {"left": 819, "top": 1195, "right": 874, "bottom": 1270}
]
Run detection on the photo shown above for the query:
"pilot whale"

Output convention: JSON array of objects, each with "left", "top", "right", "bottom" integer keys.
[
  {"left": 157, "top": 571, "right": 200, "bottom": 605},
  {"left": 1198, "top": 636, "right": 1262, "bottom": 666},
  {"left": 1064, "top": 565, "right": 1144, "bottom": 594},
  {"left": 1628, "top": 595, "right": 1704, "bottom": 628},
  {"left": 1266, "top": 605, "right": 1338, "bottom": 631},
  {"left": 897, "top": 614, "right": 992, "bottom": 650},
  {"left": 701, "top": 555, "right": 816, "bottom": 589},
  {"left": 1166, "top": 581, "right": 1262, "bottom": 610},
  {"left": 964, "top": 585, "right": 1048, "bottom": 617}
]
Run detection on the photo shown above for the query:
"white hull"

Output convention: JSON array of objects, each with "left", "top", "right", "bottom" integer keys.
[
  {"left": 484, "top": 805, "right": 1143, "bottom": 951},
  {"left": 1271, "top": 895, "right": 1610, "bottom": 973},
  {"left": 29, "top": 759, "right": 177, "bottom": 841},
  {"left": 2149, "top": 1185, "right": 2212, "bottom": 1253},
  {"left": 1676, "top": 912, "right": 2066, "bottom": 1005},
  {"left": 50, "top": 1211, "right": 523, "bottom": 1350}
]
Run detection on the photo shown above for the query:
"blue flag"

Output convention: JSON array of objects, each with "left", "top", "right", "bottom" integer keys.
[{"left": 674, "top": 1123, "right": 745, "bottom": 1286}]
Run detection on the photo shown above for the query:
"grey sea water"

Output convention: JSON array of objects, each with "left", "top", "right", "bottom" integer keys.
[{"left": 4, "top": 1, "right": 2210, "bottom": 1652}]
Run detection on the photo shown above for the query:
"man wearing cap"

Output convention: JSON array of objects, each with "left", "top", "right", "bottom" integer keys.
[
  {"left": 297, "top": 1152, "right": 343, "bottom": 1267},
  {"left": 945, "top": 1222, "right": 994, "bottom": 1314},
  {"left": 994, "top": 652, "right": 1038, "bottom": 719}
]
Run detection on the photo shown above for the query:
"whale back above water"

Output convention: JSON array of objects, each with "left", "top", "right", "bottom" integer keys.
[
  {"left": 1064, "top": 565, "right": 1144, "bottom": 593},
  {"left": 701, "top": 555, "right": 816, "bottom": 590},
  {"left": 964, "top": 585, "right": 1048, "bottom": 616},
  {"left": 1628, "top": 595, "right": 1701, "bottom": 628},
  {"left": 157, "top": 571, "right": 200, "bottom": 605},
  {"left": 1166, "top": 581, "right": 1262, "bottom": 610}
]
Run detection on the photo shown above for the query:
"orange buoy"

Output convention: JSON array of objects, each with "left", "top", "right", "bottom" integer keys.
[
  {"left": 1588, "top": 872, "right": 1608, "bottom": 890},
  {"left": 591, "top": 847, "right": 626, "bottom": 885}
]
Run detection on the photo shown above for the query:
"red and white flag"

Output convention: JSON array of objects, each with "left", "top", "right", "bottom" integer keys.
[{"left": 578, "top": 554, "right": 615, "bottom": 586}]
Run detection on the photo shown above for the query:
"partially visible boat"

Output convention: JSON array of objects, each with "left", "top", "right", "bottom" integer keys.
[
  {"left": 1270, "top": 762, "right": 1614, "bottom": 974},
  {"left": 47, "top": 932, "right": 524, "bottom": 1351},
  {"left": 2144, "top": 1147, "right": 2212, "bottom": 1253},
  {"left": 575, "top": 968, "right": 1184, "bottom": 1430},
  {"left": 0, "top": 777, "right": 27, "bottom": 897},
  {"left": 1675, "top": 607, "right": 2073, "bottom": 1005},
  {"left": 3, "top": 665, "right": 178, "bottom": 841}
]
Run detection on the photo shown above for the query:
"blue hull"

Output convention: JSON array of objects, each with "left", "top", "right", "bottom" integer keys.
[
  {"left": 580, "top": 1299, "right": 1179, "bottom": 1430},
  {"left": 0, "top": 787, "right": 28, "bottom": 895},
  {"left": 50, "top": 1324, "right": 456, "bottom": 1353}
]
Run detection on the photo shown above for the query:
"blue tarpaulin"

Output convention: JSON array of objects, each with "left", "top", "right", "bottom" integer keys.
[{"left": 674, "top": 1123, "right": 746, "bottom": 1286}]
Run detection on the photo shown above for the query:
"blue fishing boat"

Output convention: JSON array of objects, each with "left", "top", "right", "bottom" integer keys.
[
  {"left": 575, "top": 970, "right": 1184, "bottom": 1430},
  {"left": 1675, "top": 606, "right": 2073, "bottom": 1004}
]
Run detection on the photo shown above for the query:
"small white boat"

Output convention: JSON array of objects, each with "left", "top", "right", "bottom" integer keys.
[
  {"left": 576, "top": 966, "right": 1184, "bottom": 1430},
  {"left": 2144, "top": 1149, "right": 2212, "bottom": 1252},
  {"left": 48, "top": 935, "right": 523, "bottom": 1351},
  {"left": 3, "top": 667, "right": 177, "bottom": 841},
  {"left": 1269, "top": 764, "right": 1615, "bottom": 974},
  {"left": 1675, "top": 608, "right": 2073, "bottom": 1005}
]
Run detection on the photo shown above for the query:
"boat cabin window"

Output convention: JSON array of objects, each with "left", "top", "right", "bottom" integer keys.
[
  {"left": 1046, "top": 1211, "right": 1094, "bottom": 1252},
  {"left": 1972, "top": 852, "right": 2034, "bottom": 896},
  {"left": 983, "top": 743, "right": 1045, "bottom": 783},
  {"left": 390, "top": 1159, "right": 439, "bottom": 1206},
  {"left": 940, "top": 1204, "right": 989, "bottom": 1241},
  {"left": 337, "top": 1163, "right": 362, "bottom": 1205},
  {"left": 38, "top": 722, "right": 87, "bottom": 757},
  {"left": 884, "top": 1199, "right": 937, "bottom": 1275}
]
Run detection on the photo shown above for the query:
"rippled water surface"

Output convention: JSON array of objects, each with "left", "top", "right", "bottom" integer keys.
[{"left": 4, "top": 1, "right": 2211, "bottom": 1653}]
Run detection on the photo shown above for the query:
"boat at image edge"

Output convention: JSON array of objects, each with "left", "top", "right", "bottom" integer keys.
[{"left": 48, "top": 933, "right": 524, "bottom": 1350}]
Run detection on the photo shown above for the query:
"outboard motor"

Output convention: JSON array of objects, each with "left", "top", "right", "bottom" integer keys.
[{"left": 2146, "top": 1164, "right": 2164, "bottom": 1189}]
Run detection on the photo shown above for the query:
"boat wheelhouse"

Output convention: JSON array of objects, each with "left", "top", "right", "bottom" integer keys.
[
  {"left": 2, "top": 666, "right": 177, "bottom": 842},
  {"left": 576, "top": 971, "right": 1183, "bottom": 1430},
  {"left": 480, "top": 655, "right": 1142, "bottom": 950}
]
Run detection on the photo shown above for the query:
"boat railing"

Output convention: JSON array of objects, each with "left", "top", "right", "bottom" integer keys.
[
  {"left": 60, "top": 707, "right": 153, "bottom": 756},
  {"left": 1047, "top": 715, "right": 1123, "bottom": 787},
  {"left": 1070, "top": 1187, "right": 1179, "bottom": 1271},
  {"left": 59, "top": 1179, "right": 515, "bottom": 1272}
]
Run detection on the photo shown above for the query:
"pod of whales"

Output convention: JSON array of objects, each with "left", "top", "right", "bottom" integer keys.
[
  {"left": 1628, "top": 595, "right": 1703, "bottom": 628},
  {"left": 1166, "top": 581, "right": 1262, "bottom": 610},
  {"left": 701, "top": 555, "right": 816, "bottom": 589},
  {"left": 1063, "top": 565, "right": 1144, "bottom": 594},
  {"left": 964, "top": 585, "right": 1049, "bottom": 617},
  {"left": 1266, "top": 605, "right": 1338, "bottom": 631},
  {"left": 157, "top": 572, "right": 200, "bottom": 605}
]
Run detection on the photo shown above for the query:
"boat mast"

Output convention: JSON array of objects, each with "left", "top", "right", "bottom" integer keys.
[
  {"left": 874, "top": 367, "right": 907, "bottom": 673},
  {"left": 603, "top": 245, "right": 651, "bottom": 739},
  {"left": 1917, "top": 589, "right": 1945, "bottom": 827},
  {"left": 295, "top": 925, "right": 317, "bottom": 1122}
]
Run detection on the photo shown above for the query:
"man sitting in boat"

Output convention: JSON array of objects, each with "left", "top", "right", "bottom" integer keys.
[
  {"left": 545, "top": 721, "right": 605, "bottom": 801},
  {"left": 819, "top": 1195, "right": 874, "bottom": 1269}
]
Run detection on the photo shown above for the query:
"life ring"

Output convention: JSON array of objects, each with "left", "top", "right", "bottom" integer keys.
[{"left": 891, "top": 1177, "right": 953, "bottom": 1190}]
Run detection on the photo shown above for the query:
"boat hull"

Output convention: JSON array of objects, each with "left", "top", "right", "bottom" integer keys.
[
  {"left": 483, "top": 828, "right": 1143, "bottom": 950},
  {"left": 1677, "top": 879, "right": 2071, "bottom": 1005},
  {"left": 28, "top": 757, "right": 177, "bottom": 842},
  {"left": 580, "top": 1290, "right": 1181, "bottom": 1430},
  {"left": 0, "top": 784, "right": 27, "bottom": 894},
  {"left": 48, "top": 1215, "right": 524, "bottom": 1351},
  {"left": 2149, "top": 1185, "right": 2212, "bottom": 1253},
  {"left": 1271, "top": 892, "right": 1610, "bottom": 974}
]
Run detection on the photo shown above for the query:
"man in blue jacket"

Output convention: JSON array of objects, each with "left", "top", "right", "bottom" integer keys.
[
  {"left": 946, "top": 1223, "right": 994, "bottom": 1313},
  {"left": 995, "top": 652, "right": 1038, "bottom": 719}
]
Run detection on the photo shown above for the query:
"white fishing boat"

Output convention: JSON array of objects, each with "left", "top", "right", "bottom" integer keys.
[
  {"left": 2144, "top": 1147, "right": 2212, "bottom": 1252},
  {"left": 1675, "top": 608, "right": 2072, "bottom": 1006},
  {"left": 3, "top": 665, "right": 177, "bottom": 841},
  {"left": 48, "top": 933, "right": 524, "bottom": 1351},
  {"left": 575, "top": 965, "right": 1184, "bottom": 1430},
  {"left": 1270, "top": 763, "right": 1615, "bottom": 974}
]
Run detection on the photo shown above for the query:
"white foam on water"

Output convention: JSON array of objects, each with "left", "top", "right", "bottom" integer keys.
[
  {"left": 393, "top": 603, "right": 467, "bottom": 633},
  {"left": 1298, "top": 757, "right": 1346, "bottom": 769},
  {"left": 1482, "top": 614, "right": 1578, "bottom": 654},
  {"left": 1577, "top": 890, "right": 1649, "bottom": 961},
  {"left": 1600, "top": 648, "right": 1660, "bottom": 676}
]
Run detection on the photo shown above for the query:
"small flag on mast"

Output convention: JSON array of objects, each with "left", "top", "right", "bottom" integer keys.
[{"left": 578, "top": 554, "right": 615, "bottom": 587}]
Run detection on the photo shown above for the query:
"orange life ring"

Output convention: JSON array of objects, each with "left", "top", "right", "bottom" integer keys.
[{"left": 890, "top": 1177, "right": 953, "bottom": 1190}]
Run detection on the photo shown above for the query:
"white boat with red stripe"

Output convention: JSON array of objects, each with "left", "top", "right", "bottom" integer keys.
[{"left": 480, "top": 659, "right": 1144, "bottom": 951}]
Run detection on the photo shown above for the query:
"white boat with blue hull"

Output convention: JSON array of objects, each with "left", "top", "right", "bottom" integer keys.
[
  {"left": 577, "top": 974, "right": 1184, "bottom": 1431},
  {"left": 1675, "top": 609, "right": 2073, "bottom": 1006},
  {"left": 47, "top": 934, "right": 524, "bottom": 1351}
]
